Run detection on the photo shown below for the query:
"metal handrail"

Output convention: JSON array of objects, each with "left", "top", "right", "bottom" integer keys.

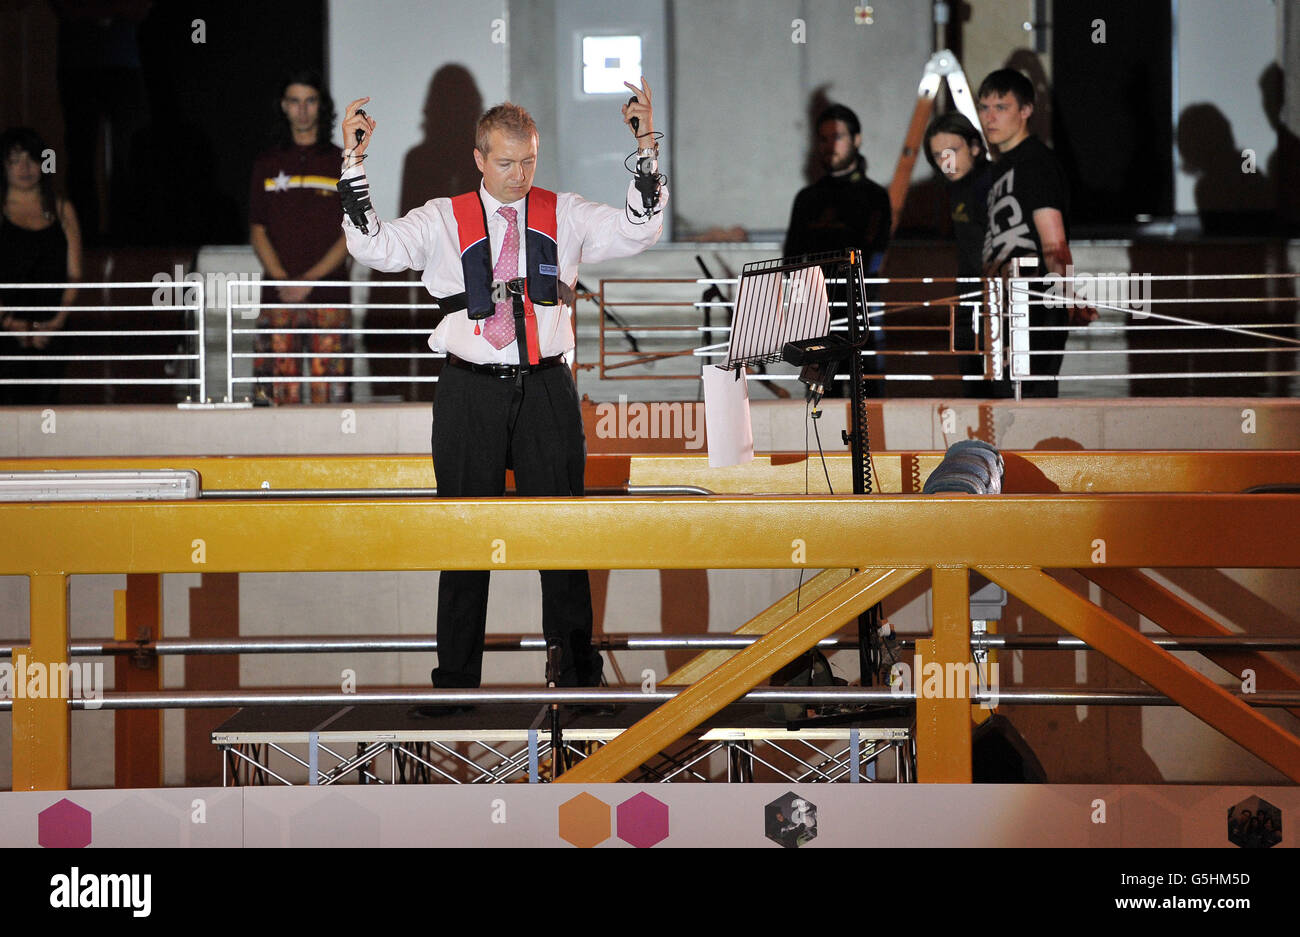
[
  {"left": 598, "top": 269, "right": 1300, "bottom": 394},
  {"left": 225, "top": 277, "right": 446, "bottom": 402},
  {"left": 6, "top": 632, "right": 1297, "bottom": 657},
  {"left": 1003, "top": 264, "right": 1300, "bottom": 389},
  {"left": 4, "top": 686, "right": 1299, "bottom": 711},
  {"left": 0, "top": 280, "right": 205, "bottom": 392},
  {"left": 196, "top": 484, "right": 713, "bottom": 499}
]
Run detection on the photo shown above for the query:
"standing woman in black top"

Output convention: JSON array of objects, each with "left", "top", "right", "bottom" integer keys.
[
  {"left": 924, "top": 111, "right": 1001, "bottom": 396},
  {"left": 924, "top": 112, "right": 992, "bottom": 279},
  {"left": 0, "top": 127, "right": 83, "bottom": 405}
]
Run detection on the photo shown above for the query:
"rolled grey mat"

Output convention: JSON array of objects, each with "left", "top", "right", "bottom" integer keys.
[{"left": 922, "top": 439, "right": 1005, "bottom": 494}]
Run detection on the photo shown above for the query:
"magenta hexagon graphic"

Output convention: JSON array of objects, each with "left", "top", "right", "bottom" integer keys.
[
  {"left": 38, "top": 798, "right": 92, "bottom": 848},
  {"left": 616, "top": 792, "right": 669, "bottom": 848}
]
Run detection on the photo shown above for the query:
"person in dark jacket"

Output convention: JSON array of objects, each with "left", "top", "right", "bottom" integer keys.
[{"left": 784, "top": 104, "right": 891, "bottom": 394}]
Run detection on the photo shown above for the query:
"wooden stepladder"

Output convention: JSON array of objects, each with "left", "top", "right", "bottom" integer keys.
[{"left": 886, "top": 49, "right": 987, "bottom": 234}]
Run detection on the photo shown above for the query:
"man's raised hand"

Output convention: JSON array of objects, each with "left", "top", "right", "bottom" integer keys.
[
  {"left": 621, "top": 78, "right": 655, "bottom": 141},
  {"left": 342, "top": 97, "right": 377, "bottom": 159}
]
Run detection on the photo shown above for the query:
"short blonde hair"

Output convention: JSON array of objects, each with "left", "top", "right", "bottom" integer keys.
[{"left": 475, "top": 102, "right": 538, "bottom": 155}]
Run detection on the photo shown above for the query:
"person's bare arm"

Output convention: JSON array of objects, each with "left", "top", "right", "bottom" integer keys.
[
  {"left": 250, "top": 224, "right": 289, "bottom": 280},
  {"left": 1033, "top": 207, "right": 1096, "bottom": 324},
  {"left": 276, "top": 236, "right": 349, "bottom": 304},
  {"left": 53, "top": 198, "right": 82, "bottom": 321},
  {"left": 1032, "top": 208, "right": 1069, "bottom": 277}
]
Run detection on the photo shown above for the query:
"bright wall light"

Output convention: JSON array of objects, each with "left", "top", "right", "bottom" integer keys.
[{"left": 582, "top": 35, "right": 642, "bottom": 94}]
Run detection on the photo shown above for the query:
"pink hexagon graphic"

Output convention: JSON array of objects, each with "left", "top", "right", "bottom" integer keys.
[
  {"left": 38, "top": 798, "right": 92, "bottom": 849},
  {"left": 617, "top": 792, "right": 669, "bottom": 848}
]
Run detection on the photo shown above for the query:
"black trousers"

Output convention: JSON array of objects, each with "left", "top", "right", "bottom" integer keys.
[
  {"left": 1022, "top": 300, "right": 1069, "bottom": 398},
  {"left": 430, "top": 362, "right": 602, "bottom": 688}
]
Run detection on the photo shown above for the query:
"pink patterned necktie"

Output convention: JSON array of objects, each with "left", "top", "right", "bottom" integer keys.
[{"left": 481, "top": 205, "right": 519, "bottom": 350}]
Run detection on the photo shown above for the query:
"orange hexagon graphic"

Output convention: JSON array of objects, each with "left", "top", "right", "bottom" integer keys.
[{"left": 558, "top": 793, "right": 611, "bottom": 848}]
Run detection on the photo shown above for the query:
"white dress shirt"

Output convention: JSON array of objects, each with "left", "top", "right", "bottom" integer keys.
[{"left": 341, "top": 165, "right": 667, "bottom": 364}]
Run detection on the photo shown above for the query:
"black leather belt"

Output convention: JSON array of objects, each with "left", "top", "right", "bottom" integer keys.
[{"left": 446, "top": 354, "right": 566, "bottom": 378}]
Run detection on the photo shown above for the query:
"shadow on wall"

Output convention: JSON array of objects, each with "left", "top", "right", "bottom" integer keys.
[
  {"left": 400, "top": 65, "right": 484, "bottom": 212},
  {"left": 1125, "top": 88, "right": 1294, "bottom": 398},
  {"left": 1261, "top": 62, "right": 1300, "bottom": 231},
  {"left": 801, "top": 84, "right": 833, "bottom": 187},
  {"left": 364, "top": 65, "right": 484, "bottom": 403},
  {"left": 1177, "top": 102, "right": 1274, "bottom": 234}
]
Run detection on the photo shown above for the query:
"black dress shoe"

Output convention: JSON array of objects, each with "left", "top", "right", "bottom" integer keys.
[
  {"left": 408, "top": 704, "right": 474, "bottom": 719},
  {"left": 570, "top": 703, "right": 619, "bottom": 718},
  {"left": 565, "top": 663, "right": 614, "bottom": 716},
  {"left": 567, "top": 691, "right": 618, "bottom": 718}
]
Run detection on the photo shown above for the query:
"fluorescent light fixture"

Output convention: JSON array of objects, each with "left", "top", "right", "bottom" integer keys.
[
  {"left": 582, "top": 35, "right": 642, "bottom": 94},
  {"left": 0, "top": 470, "right": 201, "bottom": 502}
]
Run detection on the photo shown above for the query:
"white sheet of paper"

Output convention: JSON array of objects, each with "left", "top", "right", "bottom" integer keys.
[
  {"left": 727, "top": 271, "right": 782, "bottom": 365},
  {"left": 702, "top": 364, "right": 754, "bottom": 468},
  {"left": 785, "top": 264, "right": 830, "bottom": 346},
  {"left": 726, "top": 266, "right": 831, "bottom": 366}
]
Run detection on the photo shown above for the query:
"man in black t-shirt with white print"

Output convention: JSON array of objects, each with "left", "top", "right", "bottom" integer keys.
[{"left": 979, "top": 68, "right": 1095, "bottom": 398}]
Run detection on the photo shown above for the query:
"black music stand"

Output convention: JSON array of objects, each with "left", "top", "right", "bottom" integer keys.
[
  {"left": 722, "top": 249, "right": 873, "bottom": 495},
  {"left": 721, "top": 249, "right": 886, "bottom": 698}
]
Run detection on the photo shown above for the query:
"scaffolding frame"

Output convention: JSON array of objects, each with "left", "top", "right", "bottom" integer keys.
[{"left": 3, "top": 456, "right": 1300, "bottom": 789}]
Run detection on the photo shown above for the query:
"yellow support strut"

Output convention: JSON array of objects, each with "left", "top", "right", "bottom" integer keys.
[{"left": 557, "top": 567, "right": 922, "bottom": 783}]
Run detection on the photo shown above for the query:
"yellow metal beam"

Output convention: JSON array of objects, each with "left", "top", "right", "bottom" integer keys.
[
  {"left": 915, "top": 567, "right": 973, "bottom": 782},
  {"left": 1082, "top": 567, "right": 1300, "bottom": 719},
  {"left": 982, "top": 566, "right": 1300, "bottom": 783},
  {"left": 3, "top": 494, "right": 1299, "bottom": 575},
  {"left": 661, "top": 568, "right": 853, "bottom": 685},
  {"left": 113, "top": 588, "right": 127, "bottom": 641},
  {"left": 557, "top": 567, "right": 923, "bottom": 783},
  {"left": 12, "top": 574, "right": 71, "bottom": 791},
  {"left": 628, "top": 451, "right": 1300, "bottom": 495},
  {"left": 5, "top": 450, "right": 1300, "bottom": 494}
]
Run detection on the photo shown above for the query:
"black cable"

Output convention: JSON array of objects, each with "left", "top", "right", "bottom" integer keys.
[
  {"left": 623, "top": 132, "right": 667, "bottom": 225},
  {"left": 811, "top": 409, "right": 834, "bottom": 494},
  {"left": 796, "top": 397, "right": 809, "bottom": 613},
  {"left": 803, "top": 397, "right": 810, "bottom": 495}
]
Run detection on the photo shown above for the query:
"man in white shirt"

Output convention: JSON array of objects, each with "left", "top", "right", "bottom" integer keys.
[{"left": 339, "top": 80, "right": 665, "bottom": 695}]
